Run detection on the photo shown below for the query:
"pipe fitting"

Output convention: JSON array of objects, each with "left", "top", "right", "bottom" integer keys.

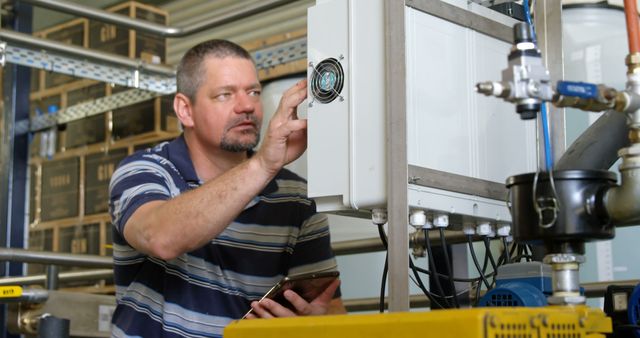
[
  {"left": 627, "top": 53, "right": 640, "bottom": 75},
  {"left": 604, "top": 144, "right": 640, "bottom": 225},
  {"left": 543, "top": 253, "right": 586, "bottom": 305}
]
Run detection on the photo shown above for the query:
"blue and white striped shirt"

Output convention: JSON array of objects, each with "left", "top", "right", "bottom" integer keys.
[{"left": 109, "top": 135, "right": 338, "bottom": 337}]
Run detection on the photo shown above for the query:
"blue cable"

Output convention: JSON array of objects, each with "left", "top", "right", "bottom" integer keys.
[{"left": 523, "top": 0, "right": 553, "bottom": 171}]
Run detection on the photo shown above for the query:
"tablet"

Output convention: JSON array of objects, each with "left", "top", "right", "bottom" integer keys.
[{"left": 242, "top": 271, "right": 339, "bottom": 318}]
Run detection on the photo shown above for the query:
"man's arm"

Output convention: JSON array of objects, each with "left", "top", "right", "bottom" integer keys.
[{"left": 120, "top": 80, "right": 309, "bottom": 260}]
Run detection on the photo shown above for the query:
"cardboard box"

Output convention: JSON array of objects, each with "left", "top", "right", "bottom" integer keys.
[
  {"left": 89, "top": 1, "right": 167, "bottom": 62},
  {"left": 27, "top": 229, "right": 54, "bottom": 275},
  {"left": 36, "top": 19, "right": 89, "bottom": 89},
  {"left": 84, "top": 148, "right": 128, "bottom": 215},
  {"left": 112, "top": 96, "right": 178, "bottom": 141},
  {"left": 41, "top": 157, "right": 79, "bottom": 221},
  {"left": 64, "top": 113, "right": 107, "bottom": 149}
]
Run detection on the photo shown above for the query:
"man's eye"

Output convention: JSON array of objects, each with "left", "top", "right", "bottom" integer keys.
[
  {"left": 215, "top": 93, "right": 231, "bottom": 100},
  {"left": 248, "top": 90, "right": 261, "bottom": 97}
]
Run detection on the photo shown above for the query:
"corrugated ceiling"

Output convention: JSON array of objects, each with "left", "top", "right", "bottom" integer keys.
[{"left": 162, "top": 0, "right": 313, "bottom": 65}]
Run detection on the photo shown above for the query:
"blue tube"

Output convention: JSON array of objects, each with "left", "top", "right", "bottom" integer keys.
[
  {"left": 523, "top": 0, "right": 553, "bottom": 170},
  {"left": 541, "top": 104, "right": 553, "bottom": 171}
]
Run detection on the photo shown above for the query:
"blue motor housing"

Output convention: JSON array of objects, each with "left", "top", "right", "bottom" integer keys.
[
  {"left": 479, "top": 262, "right": 552, "bottom": 307},
  {"left": 479, "top": 282, "right": 548, "bottom": 307}
]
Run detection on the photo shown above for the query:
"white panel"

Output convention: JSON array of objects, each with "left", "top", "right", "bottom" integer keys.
[
  {"left": 473, "top": 32, "right": 538, "bottom": 182},
  {"left": 407, "top": 9, "right": 472, "bottom": 177},
  {"left": 407, "top": 8, "right": 536, "bottom": 183},
  {"left": 349, "top": 0, "right": 386, "bottom": 209},
  {"left": 307, "top": 0, "right": 350, "bottom": 209}
]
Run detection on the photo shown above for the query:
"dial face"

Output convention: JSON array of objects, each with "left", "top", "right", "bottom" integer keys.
[{"left": 310, "top": 58, "right": 344, "bottom": 104}]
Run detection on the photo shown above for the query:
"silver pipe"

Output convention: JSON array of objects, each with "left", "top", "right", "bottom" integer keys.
[
  {"left": 45, "top": 265, "right": 59, "bottom": 291},
  {"left": 332, "top": 231, "right": 487, "bottom": 256},
  {"left": 0, "top": 269, "right": 113, "bottom": 286},
  {"left": 0, "top": 29, "right": 175, "bottom": 76},
  {"left": 0, "top": 248, "right": 113, "bottom": 268},
  {"left": 0, "top": 288, "right": 49, "bottom": 304},
  {"left": 22, "top": 0, "right": 297, "bottom": 38},
  {"left": 554, "top": 110, "right": 629, "bottom": 171}
]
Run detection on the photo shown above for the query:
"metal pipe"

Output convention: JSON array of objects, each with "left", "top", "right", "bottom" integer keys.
[
  {"left": 22, "top": 0, "right": 297, "bottom": 38},
  {"left": 0, "top": 29, "right": 175, "bottom": 76},
  {"left": 604, "top": 148, "right": 640, "bottom": 225},
  {"left": 332, "top": 230, "right": 480, "bottom": 256},
  {"left": 0, "top": 248, "right": 113, "bottom": 268},
  {"left": 554, "top": 110, "right": 629, "bottom": 171},
  {"left": 0, "top": 288, "right": 49, "bottom": 304},
  {"left": 0, "top": 269, "right": 113, "bottom": 286},
  {"left": 45, "top": 265, "right": 59, "bottom": 291},
  {"left": 624, "top": 0, "right": 640, "bottom": 55}
]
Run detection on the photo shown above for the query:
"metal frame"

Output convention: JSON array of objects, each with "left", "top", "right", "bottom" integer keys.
[
  {"left": 534, "top": 0, "right": 566, "bottom": 163},
  {"left": 406, "top": 0, "right": 513, "bottom": 43},
  {"left": 0, "top": 29, "right": 176, "bottom": 94},
  {"left": 385, "top": 0, "right": 410, "bottom": 312},
  {"left": 383, "top": 0, "right": 520, "bottom": 311}
]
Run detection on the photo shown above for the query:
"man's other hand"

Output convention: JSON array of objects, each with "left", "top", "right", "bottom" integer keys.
[
  {"left": 254, "top": 79, "right": 308, "bottom": 176},
  {"left": 245, "top": 278, "right": 341, "bottom": 319}
]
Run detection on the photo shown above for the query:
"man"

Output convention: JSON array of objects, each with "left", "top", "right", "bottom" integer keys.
[{"left": 109, "top": 39, "right": 345, "bottom": 338}]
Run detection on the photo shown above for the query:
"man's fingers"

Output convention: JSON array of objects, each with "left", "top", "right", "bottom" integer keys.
[
  {"left": 274, "top": 80, "right": 307, "bottom": 121},
  {"left": 258, "top": 298, "right": 296, "bottom": 318},
  {"left": 284, "top": 290, "right": 314, "bottom": 316},
  {"left": 313, "top": 279, "right": 341, "bottom": 305},
  {"left": 250, "top": 301, "right": 274, "bottom": 319}
]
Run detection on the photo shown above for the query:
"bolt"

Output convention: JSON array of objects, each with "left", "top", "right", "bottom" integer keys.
[{"left": 339, "top": 96, "right": 344, "bottom": 102}]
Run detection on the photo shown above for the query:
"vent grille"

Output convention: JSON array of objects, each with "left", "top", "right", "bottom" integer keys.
[{"left": 310, "top": 58, "right": 344, "bottom": 104}]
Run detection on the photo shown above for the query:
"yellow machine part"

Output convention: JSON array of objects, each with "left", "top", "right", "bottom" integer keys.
[{"left": 224, "top": 306, "right": 611, "bottom": 338}]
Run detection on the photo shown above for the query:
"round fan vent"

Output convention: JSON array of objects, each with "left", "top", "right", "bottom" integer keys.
[{"left": 310, "top": 58, "right": 344, "bottom": 104}]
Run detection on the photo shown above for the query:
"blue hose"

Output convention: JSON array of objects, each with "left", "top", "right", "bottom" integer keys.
[{"left": 523, "top": 0, "right": 553, "bottom": 171}]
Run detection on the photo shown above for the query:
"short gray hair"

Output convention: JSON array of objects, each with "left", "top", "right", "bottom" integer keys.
[{"left": 176, "top": 39, "right": 253, "bottom": 102}]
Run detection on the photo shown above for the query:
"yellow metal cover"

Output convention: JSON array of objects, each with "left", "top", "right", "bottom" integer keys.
[{"left": 224, "top": 306, "right": 611, "bottom": 338}]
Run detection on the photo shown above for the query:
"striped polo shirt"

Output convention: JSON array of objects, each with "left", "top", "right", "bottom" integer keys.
[{"left": 108, "top": 135, "right": 338, "bottom": 338}]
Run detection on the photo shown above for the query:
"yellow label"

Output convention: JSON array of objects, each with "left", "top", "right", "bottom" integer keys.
[{"left": 0, "top": 286, "right": 22, "bottom": 298}]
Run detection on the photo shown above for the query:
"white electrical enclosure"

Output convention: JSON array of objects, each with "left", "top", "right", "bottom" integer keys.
[{"left": 307, "top": 0, "right": 537, "bottom": 224}]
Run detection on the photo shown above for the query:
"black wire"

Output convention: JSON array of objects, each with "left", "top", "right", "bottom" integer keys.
[
  {"left": 525, "top": 244, "right": 534, "bottom": 261},
  {"left": 424, "top": 229, "right": 451, "bottom": 308},
  {"left": 502, "top": 237, "right": 511, "bottom": 264},
  {"left": 439, "top": 228, "right": 460, "bottom": 308},
  {"left": 483, "top": 237, "right": 498, "bottom": 272},
  {"left": 409, "top": 257, "right": 447, "bottom": 309},
  {"left": 377, "top": 224, "right": 388, "bottom": 313},
  {"left": 377, "top": 224, "right": 445, "bottom": 310},
  {"left": 483, "top": 237, "right": 499, "bottom": 288},
  {"left": 380, "top": 252, "right": 388, "bottom": 313},
  {"left": 468, "top": 235, "right": 491, "bottom": 289},
  {"left": 511, "top": 254, "right": 534, "bottom": 262}
]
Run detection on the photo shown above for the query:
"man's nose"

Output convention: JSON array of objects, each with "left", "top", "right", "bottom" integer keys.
[{"left": 234, "top": 92, "right": 255, "bottom": 114}]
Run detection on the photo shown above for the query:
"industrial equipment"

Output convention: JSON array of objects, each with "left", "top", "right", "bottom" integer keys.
[
  {"left": 225, "top": 305, "right": 612, "bottom": 338},
  {"left": 479, "top": 262, "right": 552, "bottom": 307}
]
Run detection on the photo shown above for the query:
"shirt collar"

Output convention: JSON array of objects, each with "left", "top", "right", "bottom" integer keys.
[{"left": 166, "top": 134, "right": 200, "bottom": 183}]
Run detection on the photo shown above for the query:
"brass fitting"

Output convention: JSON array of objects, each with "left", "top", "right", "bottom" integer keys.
[
  {"left": 629, "top": 128, "right": 640, "bottom": 144},
  {"left": 626, "top": 53, "right": 640, "bottom": 74}
]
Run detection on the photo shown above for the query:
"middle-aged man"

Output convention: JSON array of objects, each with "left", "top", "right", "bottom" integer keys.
[{"left": 109, "top": 39, "right": 345, "bottom": 338}]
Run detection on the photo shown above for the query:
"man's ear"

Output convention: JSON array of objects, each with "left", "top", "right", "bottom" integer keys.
[{"left": 174, "top": 93, "right": 195, "bottom": 128}]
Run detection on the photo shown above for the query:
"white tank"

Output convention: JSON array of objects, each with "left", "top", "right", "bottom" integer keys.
[{"left": 562, "top": 4, "right": 628, "bottom": 140}]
